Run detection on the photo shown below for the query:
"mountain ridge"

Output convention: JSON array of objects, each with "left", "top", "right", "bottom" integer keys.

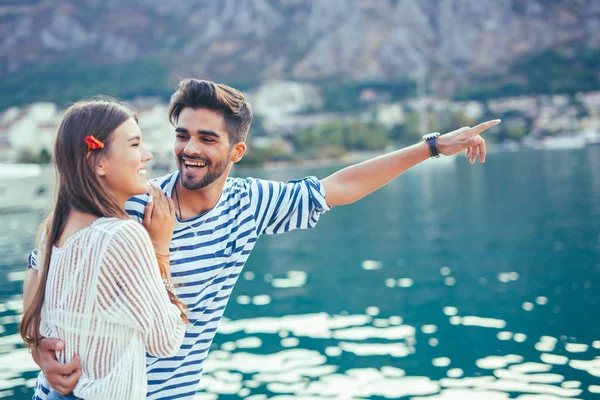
[{"left": 1, "top": 0, "right": 598, "bottom": 109}]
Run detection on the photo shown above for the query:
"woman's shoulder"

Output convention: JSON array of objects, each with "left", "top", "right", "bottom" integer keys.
[
  {"left": 95, "top": 219, "right": 154, "bottom": 268},
  {"left": 94, "top": 217, "right": 148, "bottom": 243}
]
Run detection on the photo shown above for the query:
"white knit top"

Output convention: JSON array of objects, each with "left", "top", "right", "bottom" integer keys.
[{"left": 39, "top": 217, "right": 186, "bottom": 400}]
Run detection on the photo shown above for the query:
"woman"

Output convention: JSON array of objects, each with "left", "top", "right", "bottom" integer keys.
[{"left": 20, "top": 98, "right": 187, "bottom": 400}]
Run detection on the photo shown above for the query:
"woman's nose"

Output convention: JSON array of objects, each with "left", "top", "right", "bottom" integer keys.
[{"left": 142, "top": 146, "right": 153, "bottom": 162}]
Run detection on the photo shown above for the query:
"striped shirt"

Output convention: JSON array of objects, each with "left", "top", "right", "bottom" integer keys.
[{"left": 30, "top": 172, "right": 329, "bottom": 400}]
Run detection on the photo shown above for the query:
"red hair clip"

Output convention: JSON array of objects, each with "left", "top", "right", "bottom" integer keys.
[{"left": 84, "top": 135, "right": 104, "bottom": 152}]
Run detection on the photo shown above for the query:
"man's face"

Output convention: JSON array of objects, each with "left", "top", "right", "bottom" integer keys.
[{"left": 174, "top": 107, "right": 235, "bottom": 190}]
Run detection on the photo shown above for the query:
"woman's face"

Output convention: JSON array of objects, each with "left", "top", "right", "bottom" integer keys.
[{"left": 97, "top": 118, "right": 153, "bottom": 205}]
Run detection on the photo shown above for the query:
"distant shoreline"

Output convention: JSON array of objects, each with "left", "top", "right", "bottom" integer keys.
[
  {"left": 237, "top": 151, "right": 382, "bottom": 173},
  {"left": 234, "top": 144, "right": 599, "bottom": 173},
  {"left": 1, "top": 145, "right": 597, "bottom": 179}
]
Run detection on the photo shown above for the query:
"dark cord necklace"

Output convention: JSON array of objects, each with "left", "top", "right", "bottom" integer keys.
[{"left": 174, "top": 176, "right": 183, "bottom": 220}]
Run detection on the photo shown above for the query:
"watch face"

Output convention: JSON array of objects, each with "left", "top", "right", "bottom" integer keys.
[{"left": 423, "top": 132, "right": 440, "bottom": 140}]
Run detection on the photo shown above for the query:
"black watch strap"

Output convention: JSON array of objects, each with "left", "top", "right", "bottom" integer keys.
[{"left": 423, "top": 132, "right": 441, "bottom": 158}]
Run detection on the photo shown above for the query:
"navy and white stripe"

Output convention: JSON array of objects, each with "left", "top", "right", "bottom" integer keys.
[
  {"left": 30, "top": 171, "right": 329, "bottom": 400},
  {"left": 27, "top": 248, "right": 38, "bottom": 270}
]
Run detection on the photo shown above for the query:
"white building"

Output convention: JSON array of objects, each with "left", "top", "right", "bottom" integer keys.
[{"left": 6, "top": 103, "right": 59, "bottom": 162}]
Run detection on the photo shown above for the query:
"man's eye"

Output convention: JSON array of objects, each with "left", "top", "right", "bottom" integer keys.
[
  {"left": 177, "top": 135, "right": 188, "bottom": 140},
  {"left": 203, "top": 138, "right": 215, "bottom": 143}
]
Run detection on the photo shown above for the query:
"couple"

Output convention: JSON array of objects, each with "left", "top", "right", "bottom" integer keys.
[{"left": 21, "top": 78, "right": 500, "bottom": 400}]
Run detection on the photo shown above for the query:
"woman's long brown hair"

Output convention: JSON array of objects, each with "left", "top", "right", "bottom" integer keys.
[{"left": 20, "top": 98, "right": 187, "bottom": 347}]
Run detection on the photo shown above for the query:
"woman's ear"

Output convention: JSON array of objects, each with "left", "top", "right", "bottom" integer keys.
[
  {"left": 230, "top": 142, "right": 247, "bottom": 163},
  {"left": 86, "top": 152, "right": 106, "bottom": 177}
]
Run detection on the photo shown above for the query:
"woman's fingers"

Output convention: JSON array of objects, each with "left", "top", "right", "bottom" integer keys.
[
  {"left": 150, "top": 184, "right": 165, "bottom": 213},
  {"left": 158, "top": 186, "right": 171, "bottom": 214},
  {"left": 167, "top": 196, "right": 177, "bottom": 218},
  {"left": 145, "top": 183, "right": 177, "bottom": 224},
  {"left": 143, "top": 195, "right": 154, "bottom": 226}
]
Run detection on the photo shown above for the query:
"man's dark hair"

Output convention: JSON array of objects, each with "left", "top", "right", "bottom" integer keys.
[{"left": 168, "top": 78, "right": 253, "bottom": 144}]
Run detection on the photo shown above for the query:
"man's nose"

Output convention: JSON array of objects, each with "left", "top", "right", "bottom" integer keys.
[{"left": 184, "top": 140, "right": 204, "bottom": 157}]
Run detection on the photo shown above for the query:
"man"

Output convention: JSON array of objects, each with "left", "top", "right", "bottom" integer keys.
[{"left": 24, "top": 78, "right": 500, "bottom": 399}]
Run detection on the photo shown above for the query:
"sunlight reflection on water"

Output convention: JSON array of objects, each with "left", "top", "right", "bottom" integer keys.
[{"left": 1, "top": 149, "right": 600, "bottom": 399}]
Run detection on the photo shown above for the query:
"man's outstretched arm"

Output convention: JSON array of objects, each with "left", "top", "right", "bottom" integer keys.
[{"left": 321, "top": 120, "right": 500, "bottom": 207}]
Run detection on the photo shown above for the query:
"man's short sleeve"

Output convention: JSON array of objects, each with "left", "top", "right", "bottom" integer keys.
[
  {"left": 124, "top": 194, "right": 149, "bottom": 224},
  {"left": 247, "top": 176, "right": 330, "bottom": 235},
  {"left": 28, "top": 249, "right": 38, "bottom": 270}
]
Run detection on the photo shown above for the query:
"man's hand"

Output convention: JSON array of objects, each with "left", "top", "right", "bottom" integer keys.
[
  {"left": 143, "top": 183, "right": 176, "bottom": 256},
  {"left": 33, "top": 338, "right": 81, "bottom": 395},
  {"left": 437, "top": 119, "right": 501, "bottom": 163}
]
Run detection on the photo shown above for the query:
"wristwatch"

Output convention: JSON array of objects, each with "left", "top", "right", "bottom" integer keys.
[{"left": 422, "top": 132, "right": 441, "bottom": 158}]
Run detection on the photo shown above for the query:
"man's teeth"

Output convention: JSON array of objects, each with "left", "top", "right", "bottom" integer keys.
[
  {"left": 138, "top": 170, "right": 147, "bottom": 176},
  {"left": 184, "top": 161, "right": 207, "bottom": 167}
]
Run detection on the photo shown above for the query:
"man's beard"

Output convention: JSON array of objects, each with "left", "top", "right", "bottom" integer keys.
[{"left": 178, "top": 155, "right": 229, "bottom": 190}]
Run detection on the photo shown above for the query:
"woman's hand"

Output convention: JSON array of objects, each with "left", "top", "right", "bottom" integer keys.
[
  {"left": 437, "top": 119, "right": 501, "bottom": 163},
  {"left": 143, "top": 184, "right": 176, "bottom": 257}
]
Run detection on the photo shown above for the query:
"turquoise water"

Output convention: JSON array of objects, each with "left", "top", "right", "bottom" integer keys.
[{"left": 1, "top": 148, "right": 599, "bottom": 399}]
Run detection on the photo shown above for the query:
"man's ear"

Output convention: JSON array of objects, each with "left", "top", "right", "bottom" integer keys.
[
  {"left": 87, "top": 152, "right": 107, "bottom": 177},
  {"left": 230, "top": 142, "right": 247, "bottom": 163}
]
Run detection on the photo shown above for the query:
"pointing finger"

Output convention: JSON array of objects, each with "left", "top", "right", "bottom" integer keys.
[{"left": 470, "top": 119, "right": 501, "bottom": 137}]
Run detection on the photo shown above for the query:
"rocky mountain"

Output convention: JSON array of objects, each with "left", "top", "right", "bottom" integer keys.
[{"left": 1, "top": 0, "right": 599, "bottom": 100}]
